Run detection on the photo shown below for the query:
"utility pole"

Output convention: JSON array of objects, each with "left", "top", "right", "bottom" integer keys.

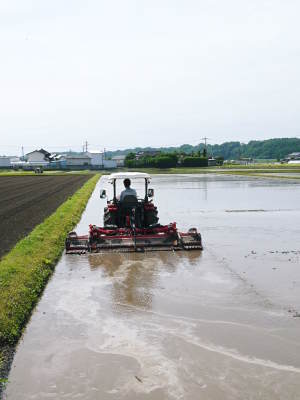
[
  {"left": 103, "top": 148, "right": 106, "bottom": 160},
  {"left": 85, "top": 140, "right": 88, "bottom": 153},
  {"left": 201, "top": 137, "right": 210, "bottom": 150},
  {"left": 21, "top": 146, "right": 24, "bottom": 159},
  {"left": 201, "top": 137, "right": 210, "bottom": 157}
]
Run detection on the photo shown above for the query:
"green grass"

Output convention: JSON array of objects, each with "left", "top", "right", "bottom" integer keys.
[
  {"left": 218, "top": 170, "right": 297, "bottom": 174},
  {"left": 214, "top": 170, "right": 300, "bottom": 180},
  {"left": 117, "top": 167, "right": 215, "bottom": 174},
  {"left": 0, "top": 169, "right": 121, "bottom": 177},
  {"left": 251, "top": 174, "right": 300, "bottom": 180},
  {"left": 117, "top": 165, "right": 300, "bottom": 175},
  {"left": 0, "top": 170, "right": 96, "bottom": 176},
  {"left": 219, "top": 165, "right": 300, "bottom": 171},
  {"left": 0, "top": 174, "right": 99, "bottom": 351},
  {"left": 2, "top": 164, "right": 299, "bottom": 177}
]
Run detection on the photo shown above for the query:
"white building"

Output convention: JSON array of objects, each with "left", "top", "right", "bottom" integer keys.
[
  {"left": 85, "top": 150, "right": 104, "bottom": 166},
  {"left": 111, "top": 155, "right": 126, "bottom": 167},
  {"left": 9, "top": 156, "right": 20, "bottom": 164},
  {"left": 288, "top": 159, "right": 300, "bottom": 164},
  {"left": 25, "top": 149, "right": 51, "bottom": 163},
  {"left": 64, "top": 154, "right": 91, "bottom": 166},
  {"left": 0, "top": 156, "right": 11, "bottom": 167},
  {"left": 85, "top": 151, "right": 117, "bottom": 168},
  {"left": 287, "top": 152, "right": 300, "bottom": 161},
  {"left": 208, "top": 157, "right": 217, "bottom": 166},
  {"left": 103, "top": 159, "right": 117, "bottom": 169}
]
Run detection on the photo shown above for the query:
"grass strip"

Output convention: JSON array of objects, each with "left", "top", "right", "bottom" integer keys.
[
  {"left": 0, "top": 170, "right": 96, "bottom": 176},
  {"left": 216, "top": 170, "right": 300, "bottom": 179},
  {"left": 117, "top": 167, "right": 216, "bottom": 174},
  {"left": 216, "top": 169, "right": 300, "bottom": 174},
  {"left": 117, "top": 166, "right": 300, "bottom": 174},
  {"left": 0, "top": 174, "right": 99, "bottom": 348},
  {"left": 2, "top": 165, "right": 300, "bottom": 177},
  {"left": 244, "top": 173, "right": 300, "bottom": 180}
]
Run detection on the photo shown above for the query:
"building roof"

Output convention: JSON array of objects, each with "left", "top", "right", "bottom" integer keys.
[
  {"left": 39, "top": 148, "right": 51, "bottom": 156},
  {"left": 66, "top": 154, "right": 91, "bottom": 159},
  {"left": 26, "top": 148, "right": 51, "bottom": 158},
  {"left": 111, "top": 155, "right": 126, "bottom": 160},
  {"left": 86, "top": 150, "right": 103, "bottom": 154}
]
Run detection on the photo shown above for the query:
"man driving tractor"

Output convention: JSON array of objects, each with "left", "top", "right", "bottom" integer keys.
[
  {"left": 119, "top": 178, "right": 137, "bottom": 201},
  {"left": 65, "top": 171, "right": 203, "bottom": 253}
]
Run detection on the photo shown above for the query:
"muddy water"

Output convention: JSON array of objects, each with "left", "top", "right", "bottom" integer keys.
[{"left": 4, "top": 175, "right": 300, "bottom": 400}]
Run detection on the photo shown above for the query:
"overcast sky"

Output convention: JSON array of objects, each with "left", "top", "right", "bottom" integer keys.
[{"left": 1, "top": 0, "right": 300, "bottom": 155}]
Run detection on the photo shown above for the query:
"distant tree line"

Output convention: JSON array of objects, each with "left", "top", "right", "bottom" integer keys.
[
  {"left": 124, "top": 150, "right": 215, "bottom": 168},
  {"left": 107, "top": 138, "right": 300, "bottom": 161}
]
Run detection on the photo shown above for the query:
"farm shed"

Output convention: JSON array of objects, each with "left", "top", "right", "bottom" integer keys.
[
  {"left": 85, "top": 150, "right": 104, "bottom": 166},
  {"left": 103, "top": 159, "right": 117, "bottom": 168},
  {"left": 111, "top": 155, "right": 126, "bottom": 167},
  {"left": 64, "top": 154, "right": 91, "bottom": 166},
  {"left": 0, "top": 156, "right": 11, "bottom": 167},
  {"left": 25, "top": 149, "right": 51, "bottom": 163}
]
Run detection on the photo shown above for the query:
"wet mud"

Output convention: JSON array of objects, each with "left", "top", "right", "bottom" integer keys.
[{"left": 4, "top": 174, "right": 300, "bottom": 399}]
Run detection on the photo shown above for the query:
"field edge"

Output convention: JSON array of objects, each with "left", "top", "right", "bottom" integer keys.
[{"left": 0, "top": 173, "right": 100, "bottom": 392}]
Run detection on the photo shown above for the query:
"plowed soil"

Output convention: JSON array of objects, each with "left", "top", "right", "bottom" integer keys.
[{"left": 0, "top": 175, "right": 91, "bottom": 259}]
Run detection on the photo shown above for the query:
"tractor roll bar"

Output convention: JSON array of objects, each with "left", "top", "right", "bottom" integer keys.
[{"left": 111, "top": 177, "right": 150, "bottom": 204}]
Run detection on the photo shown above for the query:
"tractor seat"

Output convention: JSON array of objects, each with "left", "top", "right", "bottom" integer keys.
[
  {"left": 120, "top": 195, "right": 138, "bottom": 205},
  {"left": 118, "top": 195, "right": 141, "bottom": 227}
]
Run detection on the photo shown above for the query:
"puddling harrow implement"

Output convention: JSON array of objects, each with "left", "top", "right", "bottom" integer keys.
[{"left": 65, "top": 172, "right": 203, "bottom": 253}]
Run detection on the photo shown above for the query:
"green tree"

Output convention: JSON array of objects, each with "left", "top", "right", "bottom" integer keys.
[
  {"left": 181, "top": 157, "right": 208, "bottom": 167},
  {"left": 124, "top": 152, "right": 136, "bottom": 167}
]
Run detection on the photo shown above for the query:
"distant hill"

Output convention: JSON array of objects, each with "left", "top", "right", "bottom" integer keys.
[{"left": 106, "top": 138, "right": 300, "bottom": 160}]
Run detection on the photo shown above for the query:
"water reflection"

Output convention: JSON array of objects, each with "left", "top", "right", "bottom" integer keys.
[
  {"left": 88, "top": 251, "right": 202, "bottom": 310},
  {"left": 6, "top": 174, "right": 300, "bottom": 400}
]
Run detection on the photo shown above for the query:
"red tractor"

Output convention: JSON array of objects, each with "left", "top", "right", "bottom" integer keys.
[{"left": 66, "top": 172, "right": 202, "bottom": 253}]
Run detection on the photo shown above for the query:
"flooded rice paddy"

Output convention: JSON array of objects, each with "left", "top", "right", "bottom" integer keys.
[{"left": 4, "top": 174, "right": 300, "bottom": 400}]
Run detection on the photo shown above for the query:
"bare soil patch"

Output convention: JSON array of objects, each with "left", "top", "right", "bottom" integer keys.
[{"left": 0, "top": 175, "right": 91, "bottom": 259}]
